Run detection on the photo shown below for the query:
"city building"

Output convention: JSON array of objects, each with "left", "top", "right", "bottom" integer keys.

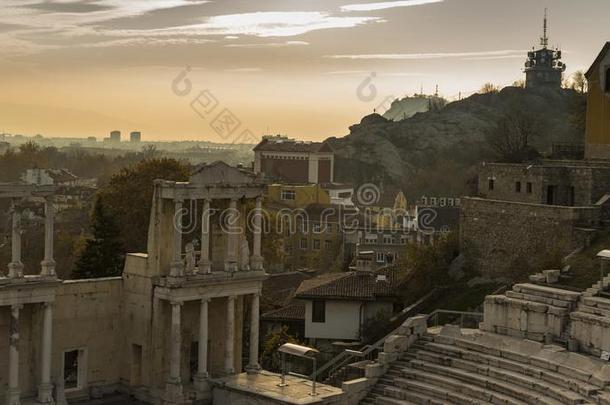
[
  {"left": 104, "top": 130, "right": 121, "bottom": 143},
  {"left": 253, "top": 135, "right": 334, "bottom": 184},
  {"left": 130, "top": 131, "right": 142, "bottom": 142},
  {"left": 344, "top": 227, "right": 414, "bottom": 268},
  {"left": 415, "top": 196, "right": 461, "bottom": 244},
  {"left": 585, "top": 42, "right": 610, "bottom": 159},
  {"left": 20, "top": 168, "right": 97, "bottom": 211},
  {"left": 524, "top": 10, "right": 566, "bottom": 89}
]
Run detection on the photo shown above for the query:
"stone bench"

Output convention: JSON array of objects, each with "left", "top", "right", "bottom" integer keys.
[
  {"left": 412, "top": 348, "right": 589, "bottom": 404},
  {"left": 408, "top": 359, "right": 566, "bottom": 405},
  {"left": 395, "top": 367, "right": 526, "bottom": 405},
  {"left": 436, "top": 332, "right": 610, "bottom": 387},
  {"left": 422, "top": 342, "right": 600, "bottom": 397}
]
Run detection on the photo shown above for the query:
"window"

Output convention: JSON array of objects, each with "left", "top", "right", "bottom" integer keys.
[
  {"left": 285, "top": 243, "right": 293, "bottom": 254},
  {"left": 383, "top": 235, "right": 393, "bottom": 245},
  {"left": 488, "top": 179, "right": 495, "bottom": 190},
  {"left": 364, "top": 234, "right": 378, "bottom": 244},
  {"left": 515, "top": 181, "right": 522, "bottom": 193},
  {"left": 312, "top": 300, "right": 325, "bottom": 323},
  {"left": 300, "top": 238, "right": 307, "bottom": 250},
  {"left": 312, "top": 223, "right": 322, "bottom": 233},
  {"left": 326, "top": 224, "right": 333, "bottom": 233},
  {"left": 313, "top": 239, "right": 321, "bottom": 250},
  {"left": 64, "top": 350, "right": 79, "bottom": 389},
  {"left": 430, "top": 197, "right": 438, "bottom": 206},
  {"left": 606, "top": 68, "right": 610, "bottom": 93},
  {"left": 63, "top": 349, "right": 87, "bottom": 391},
  {"left": 324, "top": 239, "right": 333, "bottom": 249},
  {"left": 440, "top": 197, "right": 446, "bottom": 207},
  {"left": 281, "top": 189, "right": 296, "bottom": 200},
  {"left": 376, "top": 252, "right": 386, "bottom": 263},
  {"left": 526, "top": 182, "right": 533, "bottom": 194}
]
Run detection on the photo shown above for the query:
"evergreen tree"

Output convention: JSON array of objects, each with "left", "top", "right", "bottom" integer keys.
[{"left": 73, "top": 196, "right": 124, "bottom": 279}]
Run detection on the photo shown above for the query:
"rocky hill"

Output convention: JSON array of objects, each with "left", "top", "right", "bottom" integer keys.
[{"left": 327, "top": 86, "right": 586, "bottom": 199}]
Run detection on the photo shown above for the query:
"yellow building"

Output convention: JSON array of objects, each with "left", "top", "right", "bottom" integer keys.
[
  {"left": 265, "top": 183, "right": 331, "bottom": 208},
  {"left": 585, "top": 42, "right": 610, "bottom": 159}
]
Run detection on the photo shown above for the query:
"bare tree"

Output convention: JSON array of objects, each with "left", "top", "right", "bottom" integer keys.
[
  {"left": 480, "top": 82, "right": 501, "bottom": 94},
  {"left": 486, "top": 106, "right": 544, "bottom": 162},
  {"left": 570, "top": 71, "right": 588, "bottom": 94}
]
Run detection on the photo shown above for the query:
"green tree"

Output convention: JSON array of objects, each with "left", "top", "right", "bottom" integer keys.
[
  {"left": 73, "top": 196, "right": 124, "bottom": 279},
  {"left": 97, "top": 158, "right": 190, "bottom": 253},
  {"left": 261, "top": 326, "right": 302, "bottom": 372}
]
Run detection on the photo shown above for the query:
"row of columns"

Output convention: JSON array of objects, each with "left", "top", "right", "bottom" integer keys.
[
  {"left": 170, "top": 197, "right": 263, "bottom": 277},
  {"left": 7, "top": 302, "right": 54, "bottom": 405},
  {"left": 7, "top": 196, "right": 56, "bottom": 279},
  {"left": 165, "top": 293, "right": 261, "bottom": 401}
]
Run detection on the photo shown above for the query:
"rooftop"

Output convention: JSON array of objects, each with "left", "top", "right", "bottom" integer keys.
[{"left": 295, "top": 266, "right": 400, "bottom": 301}]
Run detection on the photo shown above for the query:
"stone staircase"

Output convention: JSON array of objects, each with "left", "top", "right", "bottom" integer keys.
[{"left": 360, "top": 331, "right": 610, "bottom": 405}]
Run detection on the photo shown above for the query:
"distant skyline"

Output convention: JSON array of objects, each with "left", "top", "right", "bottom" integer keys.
[{"left": 0, "top": 0, "right": 608, "bottom": 142}]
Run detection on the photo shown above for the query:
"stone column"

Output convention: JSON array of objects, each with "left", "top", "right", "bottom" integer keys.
[
  {"left": 8, "top": 200, "right": 24, "bottom": 279},
  {"left": 8, "top": 304, "right": 23, "bottom": 405},
  {"left": 250, "top": 197, "right": 263, "bottom": 271},
  {"left": 199, "top": 199, "right": 211, "bottom": 274},
  {"left": 165, "top": 301, "right": 183, "bottom": 404},
  {"left": 247, "top": 293, "right": 261, "bottom": 372},
  {"left": 194, "top": 298, "right": 210, "bottom": 391},
  {"left": 38, "top": 303, "right": 54, "bottom": 404},
  {"left": 170, "top": 199, "right": 185, "bottom": 278},
  {"left": 224, "top": 198, "right": 238, "bottom": 272},
  {"left": 224, "top": 296, "right": 236, "bottom": 375},
  {"left": 41, "top": 196, "right": 56, "bottom": 277}
]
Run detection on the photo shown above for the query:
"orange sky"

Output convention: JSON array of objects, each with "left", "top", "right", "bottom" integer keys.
[{"left": 1, "top": 0, "right": 609, "bottom": 142}]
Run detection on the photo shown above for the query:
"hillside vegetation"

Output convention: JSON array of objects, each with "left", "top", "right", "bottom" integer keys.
[{"left": 328, "top": 86, "right": 586, "bottom": 198}]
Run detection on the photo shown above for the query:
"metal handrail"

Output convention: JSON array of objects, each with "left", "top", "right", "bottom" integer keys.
[{"left": 312, "top": 308, "right": 483, "bottom": 382}]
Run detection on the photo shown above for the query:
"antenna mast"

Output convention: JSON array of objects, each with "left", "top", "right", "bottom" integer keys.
[{"left": 540, "top": 8, "right": 549, "bottom": 48}]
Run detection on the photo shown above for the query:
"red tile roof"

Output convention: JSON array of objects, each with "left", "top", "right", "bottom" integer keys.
[
  {"left": 262, "top": 304, "right": 306, "bottom": 321},
  {"left": 295, "top": 266, "right": 400, "bottom": 301}
]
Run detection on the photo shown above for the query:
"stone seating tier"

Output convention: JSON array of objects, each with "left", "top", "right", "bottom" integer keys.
[{"left": 361, "top": 329, "right": 610, "bottom": 405}]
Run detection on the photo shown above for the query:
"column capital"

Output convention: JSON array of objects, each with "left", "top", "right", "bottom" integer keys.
[
  {"left": 201, "top": 297, "right": 211, "bottom": 304},
  {"left": 170, "top": 300, "right": 184, "bottom": 307},
  {"left": 42, "top": 301, "right": 54, "bottom": 309},
  {"left": 11, "top": 304, "right": 24, "bottom": 312},
  {"left": 227, "top": 295, "right": 236, "bottom": 302}
]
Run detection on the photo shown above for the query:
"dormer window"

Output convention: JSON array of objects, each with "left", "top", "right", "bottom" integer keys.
[{"left": 605, "top": 68, "right": 610, "bottom": 93}]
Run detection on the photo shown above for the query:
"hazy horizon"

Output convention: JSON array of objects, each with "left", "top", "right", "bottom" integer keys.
[{"left": 1, "top": 0, "right": 608, "bottom": 142}]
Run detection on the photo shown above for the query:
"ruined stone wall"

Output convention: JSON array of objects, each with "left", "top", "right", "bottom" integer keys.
[
  {"left": 477, "top": 163, "right": 610, "bottom": 207},
  {"left": 460, "top": 197, "right": 601, "bottom": 278},
  {"left": 54, "top": 278, "right": 124, "bottom": 398}
]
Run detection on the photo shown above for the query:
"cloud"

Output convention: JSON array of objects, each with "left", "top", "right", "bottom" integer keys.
[
  {"left": 327, "top": 50, "right": 526, "bottom": 60},
  {"left": 225, "top": 40, "right": 309, "bottom": 48},
  {"left": 22, "top": 2, "right": 114, "bottom": 13},
  {"left": 112, "top": 12, "right": 381, "bottom": 38},
  {"left": 340, "top": 0, "right": 443, "bottom": 12}
]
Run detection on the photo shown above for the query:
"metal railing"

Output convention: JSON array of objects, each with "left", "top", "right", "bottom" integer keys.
[{"left": 311, "top": 306, "right": 482, "bottom": 384}]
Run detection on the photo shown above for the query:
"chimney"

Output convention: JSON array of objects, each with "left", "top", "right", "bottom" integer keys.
[{"left": 355, "top": 251, "right": 374, "bottom": 274}]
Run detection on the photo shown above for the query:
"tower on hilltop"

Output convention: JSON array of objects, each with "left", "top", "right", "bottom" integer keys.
[{"left": 524, "top": 9, "right": 566, "bottom": 89}]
